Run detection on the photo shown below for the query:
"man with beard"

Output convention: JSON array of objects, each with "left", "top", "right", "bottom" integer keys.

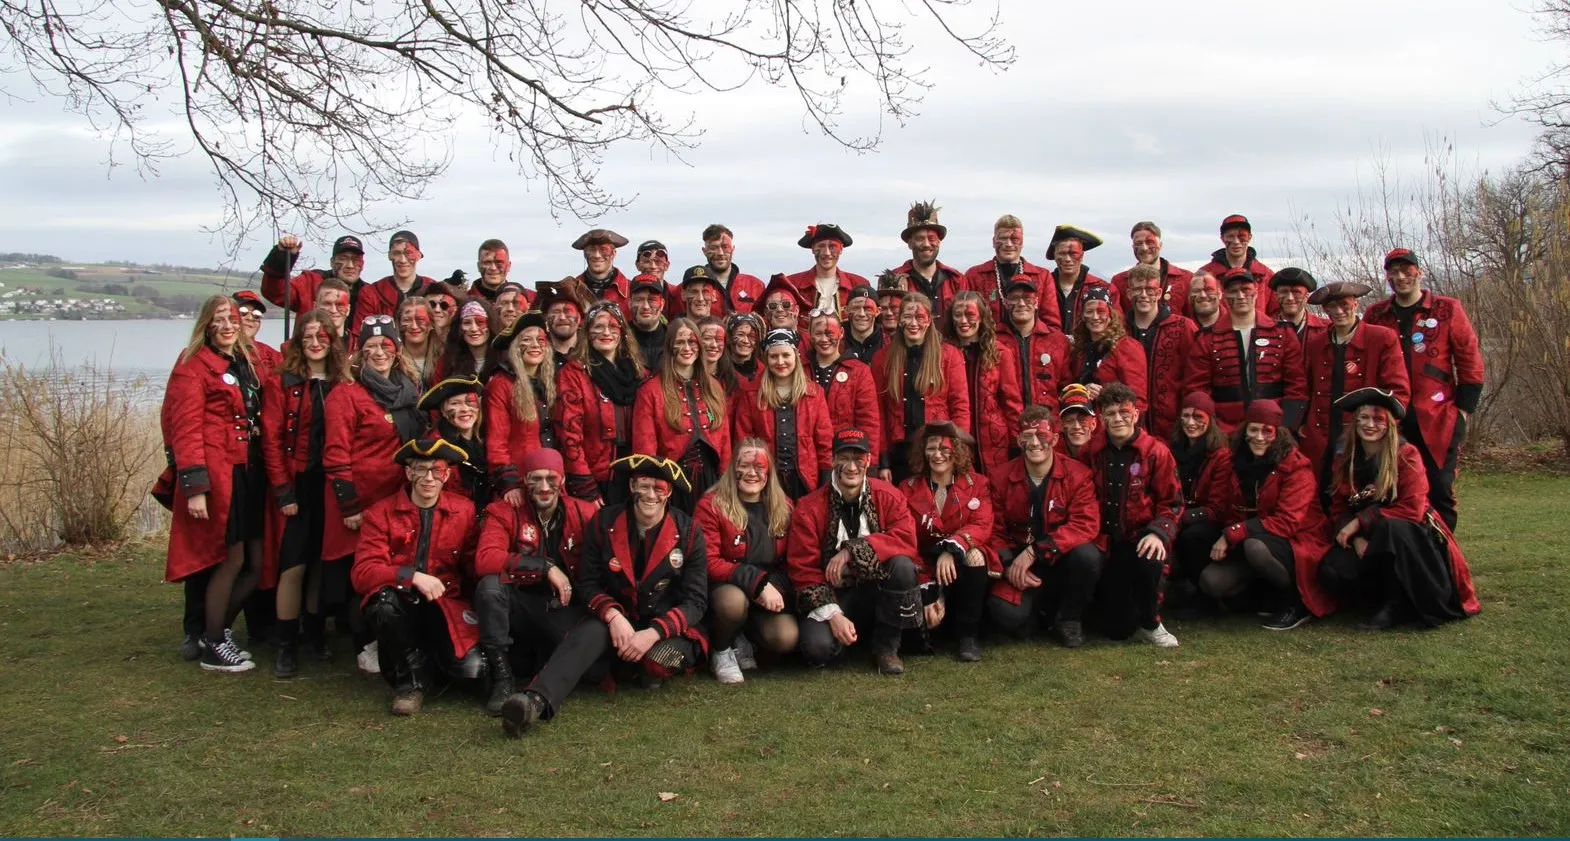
[
  {"left": 1047, "top": 225, "right": 1118, "bottom": 331},
  {"left": 1124, "top": 264, "right": 1198, "bottom": 441},
  {"left": 260, "top": 233, "right": 368, "bottom": 323},
  {"left": 785, "top": 223, "right": 870, "bottom": 316},
  {"left": 996, "top": 276, "right": 1071, "bottom": 412},
  {"left": 572, "top": 228, "right": 635, "bottom": 318},
  {"left": 1111, "top": 222, "right": 1195, "bottom": 319},
  {"left": 1188, "top": 271, "right": 1224, "bottom": 330},
  {"left": 1185, "top": 268, "right": 1308, "bottom": 431},
  {"left": 677, "top": 266, "right": 726, "bottom": 321},
  {"left": 1198, "top": 214, "right": 1279, "bottom": 317},
  {"left": 887, "top": 201, "right": 964, "bottom": 318},
  {"left": 467, "top": 239, "right": 536, "bottom": 309},
  {"left": 628, "top": 274, "right": 669, "bottom": 369},
  {"left": 472, "top": 448, "right": 599, "bottom": 716},
  {"left": 536, "top": 278, "right": 588, "bottom": 373},
  {"left": 787, "top": 429, "right": 923, "bottom": 675},
  {"left": 963, "top": 214, "right": 1059, "bottom": 329},
  {"left": 1271, "top": 267, "right": 1329, "bottom": 348},
  {"left": 671, "top": 224, "right": 765, "bottom": 317}
]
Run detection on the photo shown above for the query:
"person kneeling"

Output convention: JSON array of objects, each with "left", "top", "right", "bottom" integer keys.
[
  {"left": 351, "top": 438, "right": 483, "bottom": 716},
  {"left": 500, "top": 455, "right": 709, "bottom": 737},
  {"left": 786, "top": 428, "right": 923, "bottom": 675}
]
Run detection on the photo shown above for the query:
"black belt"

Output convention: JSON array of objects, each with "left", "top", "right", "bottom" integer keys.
[
  {"left": 1421, "top": 363, "right": 1453, "bottom": 385},
  {"left": 1211, "top": 381, "right": 1284, "bottom": 403}
]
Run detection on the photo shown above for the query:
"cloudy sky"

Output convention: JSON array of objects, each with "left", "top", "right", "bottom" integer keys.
[{"left": 0, "top": 0, "right": 1560, "bottom": 284}]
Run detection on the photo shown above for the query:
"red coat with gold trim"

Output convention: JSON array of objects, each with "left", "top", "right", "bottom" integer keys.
[
  {"left": 694, "top": 494, "right": 788, "bottom": 600},
  {"left": 869, "top": 342, "right": 971, "bottom": 467},
  {"left": 900, "top": 471, "right": 995, "bottom": 573},
  {"left": 474, "top": 497, "right": 598, "bottom": 581},
  {"left": 1183, "top": 317, "right": 1309, "bottom": 431},
  {"left": 732, "top": 385, "right": 835, "bottom": 494},
  {"left": 811, "top": 357, "right": 883, "bottom": 457},
  {"left": 1300, "top": 322, "right": 1410, "bottom": 473},
  {"left": 1134, "top": 312, "right": 1197, "bottom": 441},
  {"left": 321, "top": 382, "right": 407, "bottom": 559},
  {"left": 350, "top": 490, "right": 480, "bottom": 657},
  {"left": 1363, "top": 291, "right": 1485, "bottom": 463},
  {"left": 631, "top": 376, "right": 732, "bottom": 469},
  {"left": 1069, "top": 335, "right": 1148, "bottom": 411},
  {"left": 1111, "top": 260, "right": 1195, "bottom": 319},
  {"left": 162, "top": 347, "right": 258, "bottom": 582},
  {"left": 1081, "top": 429, "right": 1184, "bottom": 552},
  {"left": 484, "top": 370, "right": 545, "bottom": 492},
  {"left": 987, "top": 455, "right": 1101, "bottom": 606},
  {"left": 785, "top": 478, "right": 919, "bottom": 612},
  {"left": 962, "top": 259, "right": 1061, "bottom": 331},
  {"left": 580, "top": 507, "right": 710, "bottom": 654},
  {"left": 997, "top": 322, "right": 1072, "bottom": 411}
]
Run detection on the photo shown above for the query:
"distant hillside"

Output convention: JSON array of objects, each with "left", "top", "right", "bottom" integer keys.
[{"left": 0, "top": 261, "right": 261, "bottom": 320}]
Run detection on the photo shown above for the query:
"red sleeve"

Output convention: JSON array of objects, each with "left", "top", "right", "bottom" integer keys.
[
  {"left": 695, "top": 496, "right": 743, "bottom": 587},
  {"left": 260, "top": 375, "right": 290, "bottom": 497},
  {"left": 808, "top": 392, "right": 834, "bottom": 476},
  {"left": 867, "top": 485, "right": 920, "bottom": 561},
  {"left": 1114, "top": 337, "right": 1149, "bottom": 412},
  {"left": 1448, "top": 301, "right": 1485, "bottom": 412},
  {"left": 484, "top": 376, "right": 517, "bottom": 488},
  {"left": 551, "top": 365, "right": 592, "bottom": 478},
  {"left": 994, "top": 347, "right": 1025, "bottom": 436},
  {"left": 1191, "top": 450, "right": 1233, "bottom": 522},
  {"left": 1385, "top": 447, "right": 1431, "bottom": 522},
  {"left": 1050, "top": 465, "right": 1102, "bottom": 555},
  {"left": 473, "top": 501, "right": 518, "bottom": 579},
  {"left": 785, "top": 495, "right": 830, "bottom": 603},
  {"left": 1251, "top": 458, "right": 1319, "bottom": 541},
  {"left": 258, "top": 251, "right": 314, "bottom": 314},
  {"left": 1036, "top": 285, "right": 1063, "bottom": 332},
  {"left": 349, "top": 501, "right": 405, "bottom": 595},
  {"left": 987, "top": 471, "right": 1014, "bottom": 555},
  {"left": 942, "top": 345, "right": 972, "bottom": 433},
  {"left": 1183, "top": 331, "right": 1215, "bottom": 402},
  {"left": 1141, "top": 443, "right": 1184, "bottom": 547},
  {"left": 631, "top": 380, "right": 660, "bottom": 458},
  {"left": 732, "top": 390, "right": 759, "bottom": 442},
  {"left": 851, "top": 364, "right": 882, "bottom": 456},
  {"left": 322, "top": 386, "right": 361, "bottom": 514},
  {"left": 952, "top": 477, "right": 995, "bottom": 572}
]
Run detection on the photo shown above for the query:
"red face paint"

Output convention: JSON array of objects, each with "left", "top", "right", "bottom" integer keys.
[{"left": 737, "top": 450, "right": 770, "bottom": 478}]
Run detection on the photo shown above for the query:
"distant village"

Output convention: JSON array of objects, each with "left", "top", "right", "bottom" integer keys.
[{"left": 0, "top": 253, "right": 233, "bottom": 320}]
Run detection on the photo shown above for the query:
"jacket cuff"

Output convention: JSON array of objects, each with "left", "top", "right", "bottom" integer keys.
[
  {"left": 1224, "top": 522, "right": 1247, "bottom": 545},
  {"left": 332, "top": 478, "right": 361, "bottom": 515},
  {"left": 935, "top": 538, "right": 967, "bottom": 561},
  {"left": 589, "top": 593, "right": 622, "bottom": 623},
  {"left": 1145, "top": 517, "right": 1178, "bottom": 547},
  {"left": 177, "top": 466, "right": 212, "bottom": 497},
  {"left": 730, "top": 563, "right": 766, "bottom": 599},
  {"left": 261, "top": 245, "right": 295, "bottom": 277},
  {"left": 567, "top": 473, "right": 601, "bottom": 502},
  {"left": 272, "top": 484, "right": 297, "bottom": 510},
  {"left": 1455, "top": 384, "right": 1483, "bottom": 415},
  {"left": 798, "top": 582, "right": 836, "bottom": 614},
  {"left": 1034, "top": 535, "right": 1061, "bottom": 563},
  {"left": 507, "top": 554, "right": 551, "bottom": 586},
  {"left": 1357, "top": 506, "right": 1383, "bottom": 532},
  {"left": 396, "top": 565, "right": 415, "bottom": 584}
]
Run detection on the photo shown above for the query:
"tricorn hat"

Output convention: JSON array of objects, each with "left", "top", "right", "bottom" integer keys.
[
  {"left": 1334, "top": 386, "right": 1406, "bottom": 420},
  {"left": 613, "top": 453, "right": 692, "bottom": 492},
  {"left": 394, "top": 437, "right": 468, "bottom": 466},
  {"left": 1048, "top": 225, "right": 1103, "bottom": 257},
  {"left": 1308, "top": 280, "right": 1373, "bottom": 306},
  {"left": 798, "top": 223, "right": 853, "bottom": 249},
  {"left": 571, "top": 229, "right": 629, "bottom": 250},
  {"left": 1270, "top": 267, "right": 1318, "bottom": 291},
  {"left": 417, "top": 376, "right": 483, "bottom": 412}
]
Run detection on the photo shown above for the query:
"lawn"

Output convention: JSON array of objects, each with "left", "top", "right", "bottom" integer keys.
[{"left": 1, "top": 472, "right": 1567, "bottom": 836}]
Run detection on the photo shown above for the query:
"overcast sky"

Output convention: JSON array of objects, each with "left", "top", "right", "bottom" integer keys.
[{"left": 0, "top": 0, "right": 1560, "bottom": 284}]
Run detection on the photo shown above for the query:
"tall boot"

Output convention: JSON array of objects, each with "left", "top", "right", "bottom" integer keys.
[
  {"left": 274, "top": 617, "right": 300, "bottom": 679},
  {"left": 392, "top": 648, "right": 429, "bottom": 716},
  {"left": 482, "top": 646, "right": 515, "bottom": 717},
  {"left": 873, "top": 584, "right": 922, "bottom": 675},
  {"left": 302, "top": 612, "right": 332, "bottom": 662}
]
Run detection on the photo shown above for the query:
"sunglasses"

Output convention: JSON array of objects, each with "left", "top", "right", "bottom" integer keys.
[
  {"left": 361, "top": 314, "right": 394, "bottom": 326},
  {"left": 428, "top": 299, "right": 454, "bottom": 311},
  {"left": 764, "top": 301, "right": 797, "bottom": 312},
  {"left": 236, "top": 305, "right": 261, "bottom": 317}
]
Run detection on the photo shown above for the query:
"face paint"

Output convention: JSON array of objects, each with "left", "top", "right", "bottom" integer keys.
[{"left": 737, "top": 450, "right": 771, "bottom": 478}]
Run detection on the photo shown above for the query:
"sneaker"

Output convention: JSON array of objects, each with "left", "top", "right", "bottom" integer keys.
[
  {"left": 710, "top": 648, "right": 744, "bottom": 685},
  {"left": 1134, "top": 623, "right": 1180, "bottom": 648},
  {"left": 179, "top": 634, "right": 204, "bottom": 662},
  {"left": 357, "top": 642, "right": 381, "bottom": 676},
  {"left": 223, "top": 629, "right": 253, "bottom": 662},
  {"left": 1262, "top": 604, "right": 1312, "bottom": 632},
  {"left": 200, "top": 638, "right": 256, "bottom": 673},
  {"left": 390, "top": 690, "right": 424, "bottom": 716},
  {"left": 733, "top": 635, "right": 758, "bottom": 671}
]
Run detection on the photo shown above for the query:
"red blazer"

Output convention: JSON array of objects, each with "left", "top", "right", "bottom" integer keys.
[
  {"left": 870, "top": 342, "right": 971, "bottom": 466},
  {"left": 1198, "top": 249, "right": 1279, "bottom": 316},
  {"left": 1328, "top": 442, "right": 1479, "bottom": 616},
  {"left": 732, "top": 385, "right": 834, "bottom": 494},
  {"left": 887, "top": 259, "right": 966, "bottom": 316},
  {"left": 484, "top": 370, "right": 545, "bottom": 492},
  {"left": 355, "top": 274, "right": 437, "bottom": 322},
  {"left": 260, "top": 371, "right": 340, "bottom": 588},
  {"left": 784, "top": 268, "right": 871, "bottom": 315},
  {"left": 987, "top": 455, "right": 1101, "bottom": 606},
  {"left": 473, "top": 497, "right": 598, "bottom": 581},
  {"left": 1364, "top": 291, "right": 1485, "bottom": 462},
  {"left": 958, "top": 340, "right": 1025, "bottom": 476},
  {"left": 1048, "top": 271, "right": 1119, "bottom": 331},
  {"left": 321, "top": 382, "right": 406, "bottom": 559},
  {"left": 1081, "top": 430, "right": 1184, "bottom": 551},
  {"left": 579, "top": 507, "right": 709, "bottom": 654},
  {"left": 1184, "top": 317, "right": 1309, "bottom": 430},
  {"left": 581, "top": 268, "right": 636, "bottom": 321},
  {"left": 997, "top": 322, "right": 1072, "bottom": 410},
  {"left": 1069, "top": 335, "right": 1148, "bottom": 411},
  {"left": 962, "top": 259, "right": 1061, "bottom": 330},
  {"left": 632, "top": 376, "right": 732, "bottom": 469},
  {"left": 1300, "top": 323, "right": 1411, "bottom": 473},
  {"left": 349, "top": 490, "right": 480, "bottom": 658},
  {"left": 552, "top": 358, "right": 640, "bottom": 487},
  {"left": 162, "top": 347, "right": 256, "bottom": 582},
  {"left": 694, "top": 494, "right": 788, "bottom": 600},
  {"left": 900, "top": 471, "right": 996, "bottom": 571},
  {"left": 667, "top": 268, "right": 766, "bottom": 317},
  {"left": 1111, "top": 259, "right": 1195, "bottom": 319},
  {"left": 812, "top": 357, "right": 883, "bottom": 457},
  {"left": 785, "top": 478, "right": 919, "bottom": 613},
  {"left": 1285, "top": 313, "right": 1331, "bottom": 349},
  {"left": 1133, "top": 312, "right": 1197, "bottom": 441}
]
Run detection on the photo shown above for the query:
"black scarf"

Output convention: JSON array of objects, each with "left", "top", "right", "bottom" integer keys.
[
  {"left": 1076, "top": 338, "right": 1112, "bottom": 386},
  {"left": 437, "top": 416, "right": 488, "bottom": 499},
  {"left": 587, "top": 354, "right": 642, "bottom": 406},
  {"left": 1171, "top": 435, "right": 1210, "bottom": 500},
  {"left": 360, "top": 367, "right": 424, "bottom": 442},
  {"left": 1231, "top": 446, "right": 1280, "bottom": 508}
]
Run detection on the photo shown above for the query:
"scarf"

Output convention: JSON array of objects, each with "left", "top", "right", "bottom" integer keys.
[
  {"left": 587, "top": 354, "right": 642, "bottom": 405},
  {"left": 1171, "top": 435, "right": 1211, "bottom": 500},
  {"left": 360, "top": 367, "right": 424, "bottom": 442},
  {"left": 1231, "top": 446, "right": 1279, "bottom": 509}
]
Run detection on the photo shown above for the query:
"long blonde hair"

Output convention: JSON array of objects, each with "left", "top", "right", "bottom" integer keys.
[
  {"left": 507, "top": 325, "right": 555, "bottom": 422},
  {"left": 396, "top": 297, "right": 443, "bottom": 377},
  {"left": 181, "top": 295, "right": 255, "bottom": 364},
  {"left": 1332, "top": 407, "right": 1401, "bottom": 503},
  {"left": 757, "top": 340, "right": 808, "bottom": 410},
  {"left": 708, "top": 438, "right": 792, "bottom": 537},
  {"left": 659, "top": 318, "right": 726, "bottom": 430},
  {"left": 882, "top": 292, "right": 944, "bottom": 399}
]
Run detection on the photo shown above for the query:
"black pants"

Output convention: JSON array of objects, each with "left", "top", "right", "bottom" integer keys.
[
  {"left": 945, "top": 563, "right": 991, "bottom": 638},
  {"left": 798, "top": 555, "right": 920, "bottom": 665},
  {"left": 182, "top": 566, "right": 215, "bottom": 638},
  {"left": 472, "top": 575, "right": 588, "bottom": 674},
  {"left": 1172, "top": 522, "right": 1223, "bottom": 586},
  {"left": 1404, "top": 413, "right": 1463, "bottom": 530},
  {"left": 987, "top": 543, "right": 1103, "bottom": 636},
  {"left": 363, "top": 588, "right": 463, "bottom": 691},
  {"left": 1092, "top": 540, "right": 1168, "bottom": 640},
  {"left": 525, "top": 617, "right": 700, "bottom": 718}
]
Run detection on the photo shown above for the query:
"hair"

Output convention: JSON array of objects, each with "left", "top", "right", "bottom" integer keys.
[
  {"left": 316, "top": 277, "right": 351, "bottom": 297},
  {"left": 1021, "top": 404, "right": 1055, "bottom": 429},
  {"left": 1128, "top": 263, "right": 1162, "bottom": 285},
  {"left": 506, "top": 323, "right": 556, "bottom": 422},
  {"left": 181, "top": 295, "right": 256, "bottom": 364},
  {"left": 1333, "top": 406, "right": 1402, "bottom": 503},
  {"left": 1130, "top": 221, "right": 1162, "bottom": 238},
  {"left": 437, "top": 297, "right": 493, "bottom": 378},
  {"left": 478, "top": 238, "right": 508, "bottom": 255},
  {"left": 1171, "top": 407, "right": 1229, "bottom": 453},
  {"left": 758, "top": 340, "right": 808, "bottom": 410},
  {"left": 708, "top": 437, "right": 792, "bottom": 537},
  {"left": 395, "top": 297, "right": 443, "bottom": 375},
  {"left": 940, "top": 290, "right": 1000, "bottom": 369},
  {"left": 994, "top": 214, "right": 1024, "bottom": 232},
  {"left": 351, "top": 335, "right": 417, "bottom": 382},
  {"left": 573, "top": 305, "right": 647, "bottom": 375},
  {"left": 907, "top": 427, "right": 976, "bottom": 479},
  {"left": 883, "top": 292, "right": 945, "bottom": 400},
  {"left": 1229, "top": 421, "right": 1297, "bottom": 463},
  {"left": 659, "top": 317, "right": 726, "bottom": 430},
  {"left": 1072, "top": 301, "right": 1128, "bottom": 355},
  {"left": 1190, "top": 270, "right": 1218, "bottom": 291},
  {"left": 1095, "top": 381, "right": 1140, "bottom": 412},
  {"left": 280, "top": 308, "right": 351, "bottom": 383},
  {"left": 701, "top": 224, "right": 734, "bottom": 242}
]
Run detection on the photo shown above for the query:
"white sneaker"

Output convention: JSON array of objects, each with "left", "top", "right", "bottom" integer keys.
[
  {"left": 224, "top": 628, "right": 254, "bottom": 661},
  {"left": 357, "top": 641, "right": 381, "bottom": 676},
  {"left": 733, "top": 635, "right": 758, "bottom": 671},
  {"left": 710, "top": 648, "right": 744, "bottom": 685},
  {"left": 1135, "top": 623, "right": 1180, "bottom": 648}
]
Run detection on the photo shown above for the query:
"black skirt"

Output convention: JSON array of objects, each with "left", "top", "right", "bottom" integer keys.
[
  {"left": 1366, "top": 516, "right": 1467, "bottom": 627},
  {"left": 277, "top": 468, "right": 326, "bottom": 573},
  {"left": 224, "top": 460, "right": 267, "bottom": 545}
]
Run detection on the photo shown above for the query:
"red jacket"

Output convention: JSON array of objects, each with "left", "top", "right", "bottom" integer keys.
[
  {"left": 668, "top": 268, "right": 767, "bottom": 317},
  {"left": 257, "top": 246, "right": 373, "bottom": 323},
  {"left": 251, "top": 341, "right": 283, "bottom": 381},
  {"left": 962, "top": 259, "right": 1061, "bottom": 331},
  {"left": 552, "top": 358, "right": 640, "bottom": 487},
  {"left": 1198, "top": 248, "right": 1279, "bottom": 316},
  {"left": 355, "top": 274, "right": 438, "bottom": 322},
  {"left": 694, "top": 494, "right": 787, "bottom": 600},
  {"left": 579, "top": 507, "right": 709, "bottom": 654},
  {"left": 1300, "top": 323, "right": 1410, "bottom": 473},
  {"left": 785, "top": 478, "right": 920, "bottom": 613},
  {"left": 632, "top": 376, "right": 732, "bottom": 469},
  {"left": 900, "top": 471, "right": 996, "bottom": 573},
  {"left": 955, "top": 339, "right": 1025, "bottom": 475},
  {"left": 987, "top": 455, "right": 1101, "bottom": 606},
  {"left": 484, "top": 370, "right": 546, "bottom": 492},
  {"left": 732, "top": 385, "right": 834, "bottom": 494},
  {"left": 1111, "top": 259, "right": 1195, "bottom": 319},
  {"left": 1192, "top": 448, "right": 1334, "bottom": 616},
  {"left": 1048, "top": 271, "right": 1119, "bottom": 331},
  {"left": 473, "top": 497, "right": 598, "bottom": 581},
  {"left": 349, "top": 490, "right": 480, "bottom": 658},
  {"left": 1284, "top": 313, "right": 1331, "bottom": 349},
  {"left": 1328, "top": 442, "right": 1479, "bottom": 616},
  {"left": 260, "top": 372, "right": 342, "bottom": 587},
  {"left": 1184, "top": 317, "right": 1309, "bottom": 431},
  {"left": 321, "top": 382, "right": 407, "bottom": 559},
  {"left": 581, "top": 268, "right": 636, "bottom": 321},
  {"left": 784, "top": 268, "right": 871, "bottom": 315},
  {"left": 1131, "top": 312, "right": 1197, "bottom": 441},
  {"left": 887, "top": 259, "right": 966, "bottom": 316},
  {"left": 1081, "top": 429, "right": 1184, "bottom": 552},
  {"left": 162, "top": 347, "right": 257, "bottom": 582},
  {"left": 997, "top": 322, "right": 1072, "bottom": 410},
  {"left": 870, "top": 342, "right": 971, "bottom": 467},
  {"left": 1364, "top": 291, "right": 1485, "bottom": 463},
  {"left": 810, "top": 357, "right": 883, "bottom": 457},
  {"left": 1069, "top": 335, "right": 1148, "bottom": 411}
]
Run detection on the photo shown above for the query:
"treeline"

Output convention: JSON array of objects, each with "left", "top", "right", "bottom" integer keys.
[
  {"left": 101, "top": 259, "right": 245, "bottom": 277},
  {"left": 0, "top": 252, "right": 62, "bottom": 263}
]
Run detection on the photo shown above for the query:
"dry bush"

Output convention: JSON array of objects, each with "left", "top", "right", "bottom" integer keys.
[{"left": 0, "top": 350, "right": 164, "bottom": 555}]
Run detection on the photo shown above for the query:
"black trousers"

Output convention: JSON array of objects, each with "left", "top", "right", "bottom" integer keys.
[
  {"left": 1172, "top": 522, "right": 1223, "bottom": 586},
  {"left": 472, "top": 575, "right": 588, "bottom": 674},
  {"left": 182, "top": 566, "right": 215, "bottom": 638},
  {"left": 945, "top": 563, "right": 990, "bottom": 638},
  {"left": 363, "top": 588, "right": 462, "bottom": 691},
  {"left": 1404, "top": 413, "right": 1463, "bottom": 530},
  {"left": 1317, "top": 517, "right": 1467, "bottom": 627},
  {"left": 525, "top": 617, "right": 700, "bottom": 718},
  {"left": 798, "top": 555, "right": 920, "bottom": 665},
  {"left": 987, "top": 543, "right": 1103, "bottom": 636},
  {"left": 1092, "top": 539, "right": 1168, "bottom": 639}
]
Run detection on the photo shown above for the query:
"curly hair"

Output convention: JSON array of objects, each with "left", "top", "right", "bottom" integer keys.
[
  {"left": 940, "top": 290, "right": 1000, "bottom": 369},
  {"left": 906, "top": 427, "right": 975, "bottom": 480}
]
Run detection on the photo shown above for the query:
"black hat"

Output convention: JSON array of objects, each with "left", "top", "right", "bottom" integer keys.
[
  {"left": 1220, "top": 267, "right": 1258, "bottom": 289},
  {"left": 332, "top": 235, "right": 365, "bottom": 256},
  {"left": 629, "top": 273, "right": 665, "bottom": 295},
  {"left": 1220, "top": 214, "right": 1251, "bottom": 235},
  {"left": 1048, "top": 225, "right": 1103, "bottom": 256},
  {"left": 357, "top": 314, "right": 400, "bottom": 348},
  {"left": 636, "top": 240, "right": 668, "bottom": 255},
  {"left": 1334, "top": 386, "right": 1406, "bottom": 420},
  {"left": 492, "top": 310, "right": 547, "bottom": 352},
  {"left": 900, "top": 201, "right": 947, "bottom": 242},
  {"left": 681, "top": 265, "right": 726, "bottom": 293},
  {"left": 534, "top": 277, "right": 589, "bottom": 315},
  {"left": 389, "top": 230, "right": 420, "bottom": 251},
  {"left": 395, "top": 437, "right": 468, "bottom": 466},
  {"left": 417, "top": 377, "right": 483, "bottom": 412},
  {"left": 1270, "top": 267, "right": 1318, "bottom": 291},
  {"left": 613, "top": 454, "right": 691, "bottom": 492},
  {"left": 1383, "top": 248, "right": 1420, "bottom": 270},
  {"left": 570, "top": 229, "right": 629, "bottom": 250},
  {"left": 1082, "top": 284, "right": 1114, "bottom": 307},
  {"left": 232, "top": 290, "right": 267, "bottom": 314},
  {"left": 1308, "top": 280, "right": 1373, "bottom": 306},
  {"left": 760, "top": 328, "right": 798, "bottom": 351},
  {"left": 845, "top": 285, "right": 876, "bottom": 305},
  {"left": 832, "top": 427, "right": 873, "bottom": 455},
  {"left": 798, "top": 223, "right": 853, "bottom": 249}
]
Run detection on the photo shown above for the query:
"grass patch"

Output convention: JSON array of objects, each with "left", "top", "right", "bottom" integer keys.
[{"left": 1, "top": 473, "right": 1568, "bottom": 836}]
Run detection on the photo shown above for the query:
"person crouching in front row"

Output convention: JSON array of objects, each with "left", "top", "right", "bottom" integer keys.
[
  {"left": 500, "top": 455, "right": 709, "bottom": 737},
  {"left": 350, "top": 438, "right": 483, "bottom": 716}
]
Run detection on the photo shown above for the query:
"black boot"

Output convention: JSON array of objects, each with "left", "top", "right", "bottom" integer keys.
[
  {"left": 501, "top": 690, "right": 546, "bottom": 738},
  {"left": 302, "top": 612, "right": 333, "bottom": 662},
  {"left": 483, "top": 646, "right": 515, "bottom": 717},
  {"left": 1358, "top": 603, "right": 1399, "bottom": 631},
  {"left": 274, "top": 618, "right": 300, "bottom": 679},
  {"left": 1055, "top": 620, "right": 1085, "bottom": 649}
]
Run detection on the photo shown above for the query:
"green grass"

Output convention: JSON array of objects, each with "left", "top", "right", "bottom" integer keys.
[{"left": 1, "top": 473, "right": 1568, "bottom": 836}]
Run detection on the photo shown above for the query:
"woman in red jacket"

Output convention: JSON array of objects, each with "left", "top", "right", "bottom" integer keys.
[
  {"left": 1319, "top": 388, "right": 1479, "bottom": 629},
  {"left": 485, "top": 312, "right": 556, "bottom": 501},
  {"left": 732, "top": 329, "right": 833, "bottom": 499},
  {"left": 418, "top": 376, "right": 489, "bottom": 509},
  {"left": 899, "top": 422, "right": 994, "bottom": 663},
  {"left": 1168, "top": 392, "right": 1232, "bottom": 601},
  {"left": 395, "top": 297, "right": 441, "bottom": 388},
  {"left": 804, "top": 311, "right": 882, "bottom": 456},
  {"left": 164, "top": 295, "right": 266, "bottom": 673},
  {"left": 553, "top": 302, "right": 647, "bottom": 506},
  {"left": 261, "top": 309, "right": 351, "bottom": 677},
  {"left": 941, "top": 290, "right": 1023, "bottom": 476},
  {"left": 436, "top": 299, "right": 494, "bottom": 381},
  {"left": 1188, "top": 400, "right": 1331, "bottom": 631},
  {"left": 1068, "top": 285, "right": 1148, "bottom": 410},
  {"left": 715, "top": 311, "right": 763, "bottom": 393},
  {"left": 871, "top": 292, "right": 970, "bottom": 485},
  {"left": 632, "top": 317, "right": 731, "bottom": 512},
  {"left": 694, "top": 439, "right": 796, "bottom": 685}
]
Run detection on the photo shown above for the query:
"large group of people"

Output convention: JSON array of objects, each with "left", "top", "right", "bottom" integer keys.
[{"left": 154, "top": 205, "right": 1483, "bottom": 737}]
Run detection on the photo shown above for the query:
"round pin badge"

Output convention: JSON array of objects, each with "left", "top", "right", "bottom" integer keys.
[
  {"left": 1255, "top": 338, "right": 1270, "bottom": 346},
  {"left": 1040, "top": 353, "right": 1052, "bottom": 366},
  {"left": 221, "top": 372, "right": 238, "bottom": 385},
  {"left": 1413, "top": 343, "right": 1426, "bottom": 353},
  {"left": 1426, "top": 318, "right": 1439, "bottom": 328},
  {"left": 835, "top": 371, "right": 848, "bottom": 383},
  {"left": 608, "top": 557, "right": 622, "bottom": 573},
  {"left": 1411, "top": 332, "right": 1425, "bottom": 343},
  {"left": 384, "top": 412, "right": 394, "bottom": 423},
  {"left": 1345, "top": 361, "right": 1359, "bottom": 375},
  {"left": 462, "top": 610, "right": 479, "bottom": 625},
  {"left": 967, "top": 497, "right": 981, "bottom": 511},
  {"left": 669, "top": 548, "right": 684, "bottom": 570},
  {"left": 1129, "top": 463, "right": 1142, "bottom": 477}
]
